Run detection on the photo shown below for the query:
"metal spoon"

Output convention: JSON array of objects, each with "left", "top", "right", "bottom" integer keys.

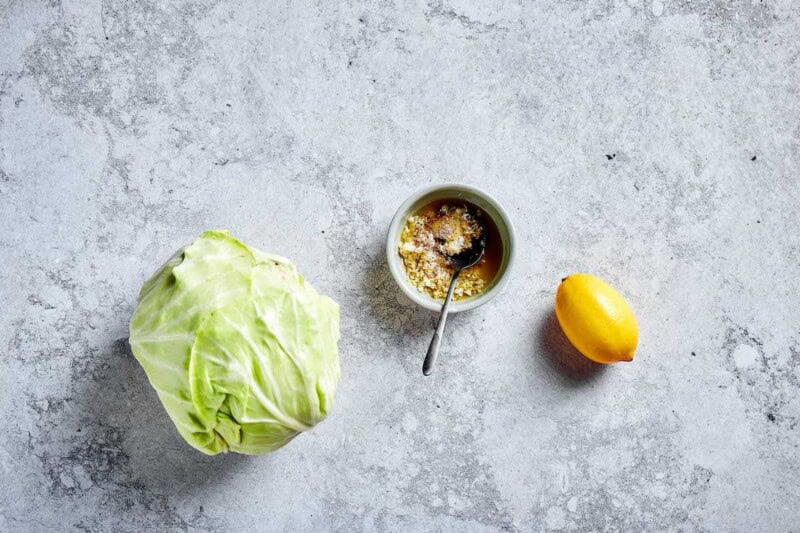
[{"left": 422, "top": 209, "right": 488, "bottom": 376}]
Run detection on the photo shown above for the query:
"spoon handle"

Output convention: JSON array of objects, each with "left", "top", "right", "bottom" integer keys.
[{"left": 423, "top": 269, "right": 461, "bottom": 376}]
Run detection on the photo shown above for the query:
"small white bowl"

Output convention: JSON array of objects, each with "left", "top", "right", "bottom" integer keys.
[{"left": 386, "top": 183, "right": 516, "bottom": 313}]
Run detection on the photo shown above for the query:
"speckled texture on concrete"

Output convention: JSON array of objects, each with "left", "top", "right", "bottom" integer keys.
[{"left": 1, "top": 1, "right": 799, "bottom": 531}]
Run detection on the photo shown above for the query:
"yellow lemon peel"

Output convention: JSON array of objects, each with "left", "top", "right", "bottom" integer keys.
[{"left": 555, "top": 273, "right": 638, "bottom": 364}]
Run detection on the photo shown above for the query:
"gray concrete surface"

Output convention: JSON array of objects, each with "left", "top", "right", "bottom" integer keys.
[{"left": 1, "top": 1, "right": 799, "bottom": 531}]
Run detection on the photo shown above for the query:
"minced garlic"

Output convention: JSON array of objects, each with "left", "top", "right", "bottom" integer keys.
[{"left": 398, "top": 205, "right": 487, "bottom": 300}]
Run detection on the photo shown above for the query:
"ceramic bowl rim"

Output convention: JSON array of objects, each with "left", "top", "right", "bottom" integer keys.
[{"left": 385, "top": 183, "right": 516, "bottom": 313}]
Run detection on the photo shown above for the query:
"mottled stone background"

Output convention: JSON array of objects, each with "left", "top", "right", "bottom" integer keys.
[{"left": 1, "top": 0, "right": 799, "bottom": 531}]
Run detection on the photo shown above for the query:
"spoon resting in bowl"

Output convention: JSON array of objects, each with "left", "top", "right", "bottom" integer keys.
[{"left": 422, "top": 206, "right": 488, "bottom": 376}]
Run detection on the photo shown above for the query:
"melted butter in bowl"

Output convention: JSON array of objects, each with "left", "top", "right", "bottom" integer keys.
[{"left": 398, "top": 199, "right": 503, "bottom": 301}]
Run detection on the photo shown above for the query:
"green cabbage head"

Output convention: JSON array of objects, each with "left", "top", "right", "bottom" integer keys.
[{"left": 129, "top": 230, "right": 340, "bottom": 455}]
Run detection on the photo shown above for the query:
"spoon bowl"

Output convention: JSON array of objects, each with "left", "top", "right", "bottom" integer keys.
[{"left": 445, "top": 209, "right": 488, "bottom": 271}]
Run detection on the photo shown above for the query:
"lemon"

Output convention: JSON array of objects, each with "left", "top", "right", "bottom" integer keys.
[{"left": 554, "top": 273, "right": 638, "bottom": 364}]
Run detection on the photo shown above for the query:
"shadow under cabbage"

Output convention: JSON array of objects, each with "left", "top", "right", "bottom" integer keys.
[{"left": 75, "top": 336, "right": 255, "bottom": 497}]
